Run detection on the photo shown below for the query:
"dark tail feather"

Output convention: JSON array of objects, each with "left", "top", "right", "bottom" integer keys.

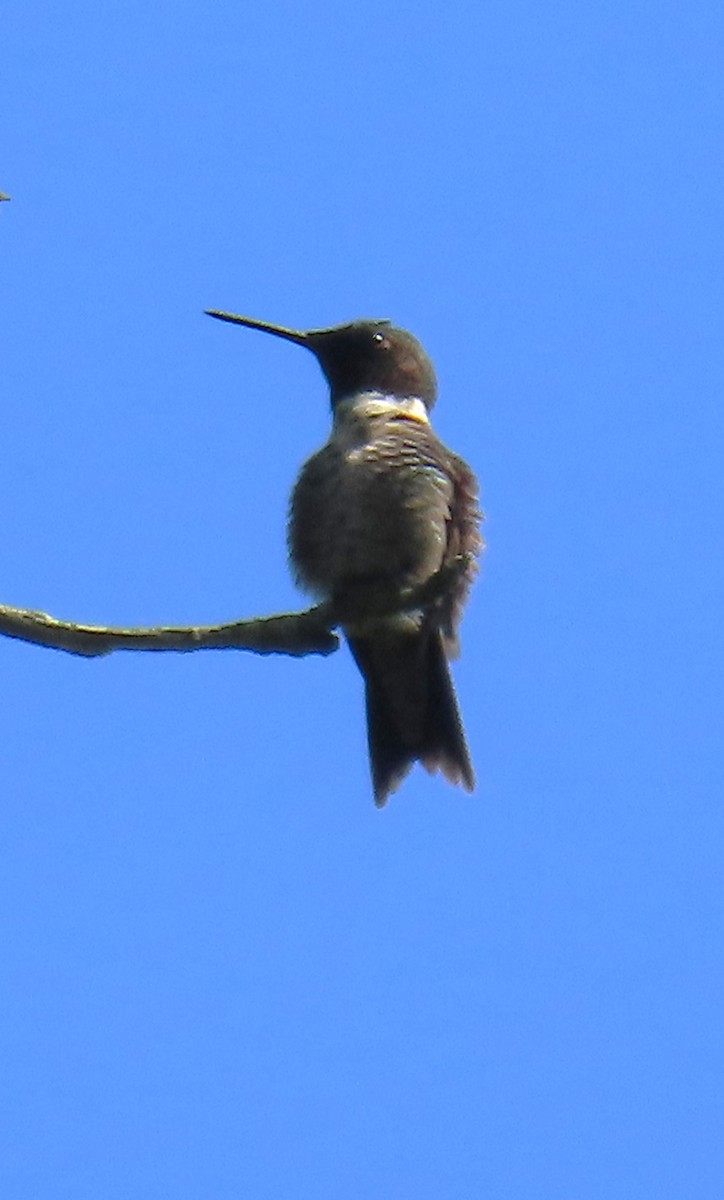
[{"left": 348, "top": 630, "right": 474, "bottom": 807}]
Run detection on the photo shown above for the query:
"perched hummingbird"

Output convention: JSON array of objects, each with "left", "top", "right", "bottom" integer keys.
[{"left": 206, "top": 309, "right": 483, "bottom": 806}]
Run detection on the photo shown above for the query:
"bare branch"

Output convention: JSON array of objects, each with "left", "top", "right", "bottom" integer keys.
[
  {"left": 0, "top": 556, "right": 472, "bottom": 661},
  {"left": 0, "top": 602, "right": 339, "bottom": 658}
]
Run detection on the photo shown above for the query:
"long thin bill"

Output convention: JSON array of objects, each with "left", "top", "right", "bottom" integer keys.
[{"left": 205, "top": 310, "right": 309, "bottom": 346}]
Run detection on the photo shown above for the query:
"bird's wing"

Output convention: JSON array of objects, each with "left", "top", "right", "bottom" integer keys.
[{"left": 438, "top": 449, "right": 484, "bottom": 656}]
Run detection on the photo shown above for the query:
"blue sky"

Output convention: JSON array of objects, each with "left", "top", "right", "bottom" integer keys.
[{"left": 2, "top": 1, "right": 723, "bottom": 1196}]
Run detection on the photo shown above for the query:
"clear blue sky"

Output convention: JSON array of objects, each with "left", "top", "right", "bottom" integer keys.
[{"left": 2, "top": 2, "right": 723, "bottom": 1197}]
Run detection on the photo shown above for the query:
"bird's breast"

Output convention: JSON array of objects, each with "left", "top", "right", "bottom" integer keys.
[{"left": 288, "top": 413, "right": 454, "bottom": 600}]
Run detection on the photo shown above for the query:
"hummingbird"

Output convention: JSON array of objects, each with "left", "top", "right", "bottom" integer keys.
[{"left": 206, "top": 309, "right": 483, "bottom": 806}]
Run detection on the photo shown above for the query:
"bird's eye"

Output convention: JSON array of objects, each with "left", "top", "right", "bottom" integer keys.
[{"left": 372, "top": 332, "right": 388, "bottom": 347}]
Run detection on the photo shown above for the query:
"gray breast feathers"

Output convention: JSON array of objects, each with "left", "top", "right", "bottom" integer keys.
[{"left": 289, "top": 414, "right": 482, "bottom": 640}]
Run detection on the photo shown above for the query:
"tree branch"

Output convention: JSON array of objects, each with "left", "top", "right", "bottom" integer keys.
[
  {"left": 0, "top": 601, "right": 340, "bottom": 658},
  {"left": 0, "top": 557, "right": 472, "bottom": 662}
]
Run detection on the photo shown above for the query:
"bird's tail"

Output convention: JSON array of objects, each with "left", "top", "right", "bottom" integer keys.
[{"left": 348, "top": 627, "right": 474, "bottom": 806}]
